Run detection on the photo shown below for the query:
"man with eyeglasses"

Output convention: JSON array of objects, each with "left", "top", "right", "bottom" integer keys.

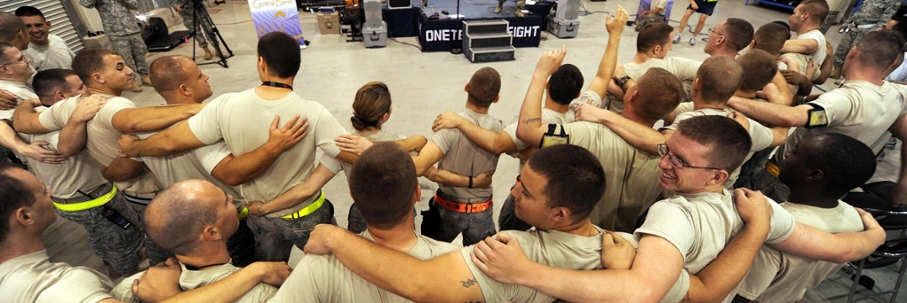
[{"left": 471, "top": 115, "right": 886, "bottom": 303}]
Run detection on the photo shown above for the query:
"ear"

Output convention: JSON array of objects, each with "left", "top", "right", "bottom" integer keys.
[
  {"left": 411, "top": 184, "right": 421, "bottom": 206},
  {"left": 46, "top": 21, "right": 52, "bottom": 27},
  {"left": 805, "top": 169, "right": 824, "bottom": 183},
  {"left": 54, "top": 90, "right": 66, "bottom": 101},
  {"left": 692, "top": 77, "right": 701, "bottom": 90},
  {"left": 92, "top": 73, "right": 105, "bottom": 84},
  {"left": 492, "top": 95, "right": 500, "bottom": 104},
  {"left": 707, "top": 170, "right": 730, "bottom": 186},
  {"left": 624, "top": 87, "right": 640, "bottom": 104},
  {"left": 550, "top": 206, "right": 570, "bottom": 225},
  {"left": 749, "top": 40, "right": 756, "bottom": 49},
  {"left": 14, "top": 207, "right": 35, "bottom": 226},
  {"left": 202, "top": 225, "right": 223, "bottom": 241},
  {"left": 178, "top": 83, "right": 191, "bottom": 96},
  {"left": 464, "top": 83, "right": 470, "bottom": 93},
  {"left": 653, "top": 44, "right": 662, "bottom": 55}
]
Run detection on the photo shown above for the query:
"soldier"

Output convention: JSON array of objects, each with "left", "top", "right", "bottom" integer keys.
[
  {"left": 14, "top": 6, "right": 75, "bottom": 71},
  {"left": 79, "top": 0, "right": 152, "bottom": 92},
  {"left": 829, "top": 0, "right": 901, "bottom": 79},
  {"left": 495, "top": 0, "right": 525, "bottom": 18},
  {"left": 171, "top": 0, "right": 217, "bottom": 60}
]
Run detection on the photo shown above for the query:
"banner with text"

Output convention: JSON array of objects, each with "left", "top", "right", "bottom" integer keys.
[
  {"left": 418, "top": 16, "right": 543, "bottom": 52},
  {"left": 248, "top": 0, "right": 306, "bottom": 47}
]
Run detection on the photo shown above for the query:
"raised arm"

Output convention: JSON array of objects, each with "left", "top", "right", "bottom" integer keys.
[
  {"left": 119, "top": 121, "right": 206, "bottom": 157},
  {"left": 586, "top": 8, "right": 628, "bottom": 99},
  {"left": 303, "top": 224, "right": 483, "bottom": 302},
  {"left": 432, "top": 111, "right": 517, "bottom": 154},
  {"left": 726, "top": 97, "right": 812, "bottom": 127},
  {"left": 110, "top": 104, "right": 204, "bottom": 133},
  {"left": 770, "top": 209, "right": 886, "bottom": 263},
  {"left": 516, "top": 47, "right": 568, "bottom": 147},
  {"left": 574, "top": 103, "right": 666, "bottom": 154},
  {"left": 210, "top": 115, "right": 308, "bottom": 186},
  {"left": 247, "top": 162, "right": 337, "bottom": 217}
]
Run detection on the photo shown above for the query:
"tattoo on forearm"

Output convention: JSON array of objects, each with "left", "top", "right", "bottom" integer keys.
[
  {"left": 521, "top": 118, "right": 541, "bottom": 125},
  {"left": 461, "top": 278, "right": 478, "bottom": 288}
]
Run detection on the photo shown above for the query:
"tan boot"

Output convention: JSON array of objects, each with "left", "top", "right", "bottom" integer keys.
[
  {"left": 829, "top": 65, "right": 842, "bottom": 79},
  {"left": 141, "top": 74, "right": 152, "bottom": 86},
  {"left": 203, "top": 46, "right": 213, "bottom": 60},
  {"left": 131, "top": 79, "right": 142, "bottom": 92},
  {"left": 494, "top": 4, "right": 502, "bottom": 13},
  {"left": 515, "top": 9, "right": 525, "bottom": 18}
]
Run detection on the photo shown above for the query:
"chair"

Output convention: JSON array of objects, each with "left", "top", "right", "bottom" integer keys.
[{"left": 842, "top": 181, "right": 907, "bottom": 303}]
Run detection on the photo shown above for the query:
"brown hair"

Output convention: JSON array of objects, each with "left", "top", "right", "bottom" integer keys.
[
  {"left": 753, "top": 22, "right": 790, "bottom": 55},
  {"left": 637, "top": 23, "right": 674, "bottom": 53},
  {"left": 800, "top": 0, "right": 829, "bottom": 24},
  {"left": 349, "top": 142, "right": 417, "bottom": 229},
  {"left": 0, "top": 13, "right": 24, "bottom": 44},
  {"left": 737, "top": 49, "right": 778, "bottom": 93},
  {"left": 696, "top": 55, "right": 743, "bottom": 104},
  {"left": 467, "top": 67, "right": 501, "bottom": 107},
  {"left": 677, "top": 116, "right": 752, "bottom": 171},
  {"left": 72, "top": 48, "right": 120, "bottom": 86},
  {"left": 634, "top": 68, "right": 684, "bottom": 121},
  {"left": 351, "top": 81, "right": 392, "bottom": 132},
  {"left": 856, "top": 30, "right": 905, "bottom": 70},
  {"left": 526, "top": 145, "right": 605, "bottom": 223}
]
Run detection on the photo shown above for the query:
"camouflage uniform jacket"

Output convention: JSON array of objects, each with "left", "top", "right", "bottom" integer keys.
[
  {"left": 80, "top": 0, "right": 141, "bottom": 36},
  {"left": 845, "top": 0, "right": 901, "bottom": 27}
]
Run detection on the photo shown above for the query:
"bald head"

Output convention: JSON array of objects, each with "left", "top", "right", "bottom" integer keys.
[
  {"left": 149, "top": 55, "right": 212, "bottom": 103},
  {"left": 145, "top": 180, "right": 222, "bottom": 256},
  {"left": 0, "top": 13, "right": 27, "bottom": 50}
]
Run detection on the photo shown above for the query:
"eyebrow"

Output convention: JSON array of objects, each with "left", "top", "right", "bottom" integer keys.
[{"left": 520, "top": 176, "right": 535, "bottom": 200}]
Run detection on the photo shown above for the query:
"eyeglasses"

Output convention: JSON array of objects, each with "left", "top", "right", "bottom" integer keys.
[
  {"left": 707, "top": 28, "right": 724, "bottom": 36},
  {"left": 656, "top": 143, "right": 720, "bottom": 170},
  {"left": 0, "top": 55, "right": 27, "bottom": 66}
]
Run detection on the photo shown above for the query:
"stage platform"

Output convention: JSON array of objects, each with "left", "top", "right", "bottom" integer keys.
[{"left": 377, "top": 0, "right": 555, "bottom": 52}]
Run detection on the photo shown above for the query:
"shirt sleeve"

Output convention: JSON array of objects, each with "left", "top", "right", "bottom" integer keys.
[
  {"left": 736, "top": 247, "right": 782, "bottom": 300},
  {"left": 669, "top": 57, "right": 702, "bottom": 82},
  {"left": 659, "top": 268, "right": 691, "bottom": 303},
  {"left": 187, "top": 96, "right": 225, "bottom": 145},
  {"left": 318, "top": 154, "right": 343, "bottom": 174},
  {"left": 267, "top": 257, "right": 320, "bottom": 303},
  {"left": 634, "top": 201, "right": 697, "bottom": 260},
  {"left": 502, "top": 121, "right": 527, "bottom": 155},
  {"left": 560, "top": 122, "right": 596, "bottom": 149},
  {"left": 312, "top": 107, "right": 349, "bottom": 158},
  {"left": 38, "top": 99, "right": 73, "bottom": 131},
  {"left": 746, "top": 119, "right": 774, "bottom": 152},
  {"left": 765, "top": 198, "right": 796, "bottom": 244},
  {"left": 95, "top": 97, "right": 137, "bottom": 131},
  {"left": 194, "top": 141, "right": 232, "bottom": 174},
  {"left": 430, "top": 128, "right": 457, "bottom": 154},
  {"left": 569, "top": 90, "right": 604, "bottom": 111},
  {"left": 109, "top": 272, "right": 144, "bottom": 303},
  {"left": 807, "top": 92, "right": 851, "bottom": 127}
]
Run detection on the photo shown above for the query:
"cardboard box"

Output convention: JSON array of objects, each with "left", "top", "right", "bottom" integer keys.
[{"left": 317, "top": 13, "right": 341, "bottom": 35}]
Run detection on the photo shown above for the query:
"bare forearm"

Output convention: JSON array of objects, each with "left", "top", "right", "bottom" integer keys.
[
  {"left": 727, "top": 98, "right": 806, "bottom": 127},
  {"left": 396, "top": 135, "right": 427, "bottom": 153},
  {"left": 459, "top": 122, "right": 515, "bottom": 154},
  {"left": 213, "top": 144, "right": 284, "bottom": 186},
  {"left": 12, "top": 102, "right": 49, "bottom": 134},
  {"left": 780, "top": 40, "right": 818, "bottom": 55},
  {"left": 113, "top": 105, "right": 202, "bottom": 133},
  {"left": 56, "top": 120, "right": 89, "bottom": 157},
  {"left": 599, "top": 111, "right": 663, "bottom": 155},
  {"left": 520, "top": 264, "right": 659, "bottom": 303},
  {"left": 685, "top": 223, "right": 768, "bottom": 302},
  {"left": 0, "top": 122, "right": 29, "bottom": 152},
  {"left": 259, "top": 164, "right": 335, "bottom": 215},
  {"left": 158, "top": 265, "right": 266, "bottom": 303},
  {"left": 516, "top": 73, "right": 550, "bottom": 146},
  {"left": 772, "top": 222, "right": 885, "bottom": 263},
  {"left": 771, "top": 71, "right": 794, "bottom": 106},
  {"left": 423, "top": 166, "right": 470, "bottom": 187}
]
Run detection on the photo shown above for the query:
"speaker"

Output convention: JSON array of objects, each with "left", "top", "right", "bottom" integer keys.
[
  {"left": 363, "top": 0, "right": 383, "bottom": 29},
  {"left": 555, "top": 0, "right": 579, "bottom": 20},
  {"left": 388, "top": 0, "right": 411, "bottom": 9}
]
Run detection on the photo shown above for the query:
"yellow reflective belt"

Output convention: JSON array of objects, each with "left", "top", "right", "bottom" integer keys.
[
  {"left": 53, "top": 185, "right": 118, "bottom": 212},
  {"left": 237, "top": 206, "right": 249, "bottom": 220},
  {"left": 281, "top": 191, "right": 325, "bottom": 219}
]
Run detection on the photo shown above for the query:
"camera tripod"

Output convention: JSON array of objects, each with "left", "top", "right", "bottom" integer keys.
[{"left": 180, "top": 0, "right": 234, "bottom": 68}]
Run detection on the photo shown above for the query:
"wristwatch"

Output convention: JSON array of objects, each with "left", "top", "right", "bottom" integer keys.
[{"left": 618, "top": 75, "right": 632, "bottom": 87}]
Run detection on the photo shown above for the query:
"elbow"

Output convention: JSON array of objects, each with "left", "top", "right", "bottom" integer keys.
[
  {"left": 214, "top": 172, "right": 246, "bottom": 187},
  {"left": 414, "top": 164, "right": 429, "bottom": 177}
]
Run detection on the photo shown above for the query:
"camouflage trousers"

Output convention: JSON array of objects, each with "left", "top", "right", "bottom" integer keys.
[
  {"left": 497, "top": 192, "right": 532, "bottom": 231},
  {"left": 834, "top": 25, "right": 879, "bottom": 68},
  {"left": 179, "top": 7, "right": 218, "bottom": 49},
  {"left": 55, "top": 189, "right": 144, "bottom": 274},
  {"left": 421, "top": 192, "right": 496, "bottom": 246},
  {"left": 498, "top": 0, "right": 526, "bottom": 9},
  {"left": 246, "top": 199, "right": 335, "bottom": 262},
  {"left": 109, "top": 33, "right": 149, "bottom": 76}
]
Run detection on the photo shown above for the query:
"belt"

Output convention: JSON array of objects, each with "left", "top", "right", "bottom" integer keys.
[
  {"left": 855, "top": 24, "right": 877, "bottom": 29},
  {"left": 280, "top": 191, "right": 326, "bottom": 220},
  {"left": 53, "top": 184, "right": 118, "bottom": 212},
  {"left": 123, "top": 191, "right": 156, "bottom": 200},
  {"left": 237, "top": 206, "right": 249, "bottom": 220},
  {"left": 434, "top": 192, "right": 492, "bottom": 213}
]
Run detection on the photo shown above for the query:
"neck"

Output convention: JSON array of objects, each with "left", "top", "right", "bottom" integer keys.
[
  {"left": 366, "top": 220, "right": 419, "bottom": 253},
  {"left": 465, "top": 101, "right": 490, "bottom": 114},
  {"left": 543, "top": 94, "right": 569, "bottom": 114},
  {"left": 553, "top": 219, "right": 599, "bottom": 237},
  {"left": 796, "top": 25, "right": 818, "bottom": 36},
  {"left": 787, "top": 190, "right": 839, "bottom": 208},
  {"left": 163, "top": 94, "right": 200, "bottom": 105},
  {"left": 843, "top": 66, "right": 885, "bottom": 85},
  {"left": 0, "top": 233, "right": 45, "bottom": 265},
  {"left": 621, "top": 108, "right": 658, "bottom": 127},
  {"left": 260, "top": 75, "right": 294, "bottom": 87},
  {"left": 711, "top": 48, "right": 738, "bottom": 57},
  {"left": 633, "top": 52, "right": 655, "bottom": 64},
  {"left": 0, "top": 76, "right": 26, "bottom": 84},
  {"left": 733, "top": 90, "right": 757, "bottom": 99},
  {"left": 33, "top": 39, "right": 49, "bottom": 46},
  {"left": 692, "top": 97, "right": 727, "bottom": 110},
  {"left": 358, "top": 127, "right": 382, "bottom": 135},
  {"left": 175, "top": 246, "right": 231, "bottom": 270},
  {"left": 86, "top": 86, "right": 120, "bottom": 97}
]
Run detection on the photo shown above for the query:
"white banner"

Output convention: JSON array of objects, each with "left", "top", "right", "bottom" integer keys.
[{"left": 248, "top": 0, "right": 306, "bottom": 47}]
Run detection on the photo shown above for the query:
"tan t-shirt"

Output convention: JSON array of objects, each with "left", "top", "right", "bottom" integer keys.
[
  {"left": 0, "top": 250, "right": 114, "bottom": 303},
  {"left": 187, "top": 88, "right": 348, "bottom": 218},
  {"left": 431, "top": 108, "right": 503, "bottom": 201},
  {"left": 546, "top": 121, "right": 663, "bottom": 232},
  {"left": 737, "top": 201, "right": 863, "bottom": 302},
  {"left": 779, "top": 80, "right": 907, "bottom": 162},
  {"left": 339, "top": 129, "right": 406, "bottom": 179},
  {"left": 136, "top": 132, "right": 243, "bottom": 209},
  {"left": 502, "top": 107, "right": 574, "bottom": 166},
  {"left": 636, "top": 190, "right": 797, "bottom": 303},
  {"left": 111, "top": 261, "right": 277, "bottom": 303},
  {"left": 30, "top": 97, "right": 109, "bottom": 199},
  {"left": 460, "top": 227, "right": 607, "bottom": 302},
  {"left": 273, "top": 230, "right": 459, "bottom": 302},
  {"left": 23, "top": 34, "right": 75, "bottom": 71},
  {"left": 625, "top": 57, "right": 701, "bottom": 101},
  {"left": 0, "top": 79, "right": 36, "bottom": 121},
  {"left": 664, "top": 106, "right": 775, "bottom": 188},
  {"left": 39, "top": 94, "right": 162, "bottom": 196}
]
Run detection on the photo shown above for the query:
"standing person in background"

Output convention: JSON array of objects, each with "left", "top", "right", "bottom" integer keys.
[
  {"left": 829, "top": 0, "right": 901, "bottom": 79},
  {"left": 79, "top": 0, "right": 152, "bottom": 92},
  {"left": 673, "top": 0, "right": 719, "bottom": 45},
  {"left": 170, "top": 0, "right": 217, "bottom": 61}
]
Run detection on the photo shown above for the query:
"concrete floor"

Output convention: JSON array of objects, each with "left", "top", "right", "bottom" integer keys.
[{"left": 98, "top": 0, "right": 905, "bottom": 301}]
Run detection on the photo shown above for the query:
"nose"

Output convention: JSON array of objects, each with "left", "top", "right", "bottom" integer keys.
[{"left": 657, "top": 153, "right": 673, "bottom": 170}]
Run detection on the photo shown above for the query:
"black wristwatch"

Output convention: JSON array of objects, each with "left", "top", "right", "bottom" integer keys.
[{"left": 618, "top": 75, "right": 632, "bottom": 87}]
